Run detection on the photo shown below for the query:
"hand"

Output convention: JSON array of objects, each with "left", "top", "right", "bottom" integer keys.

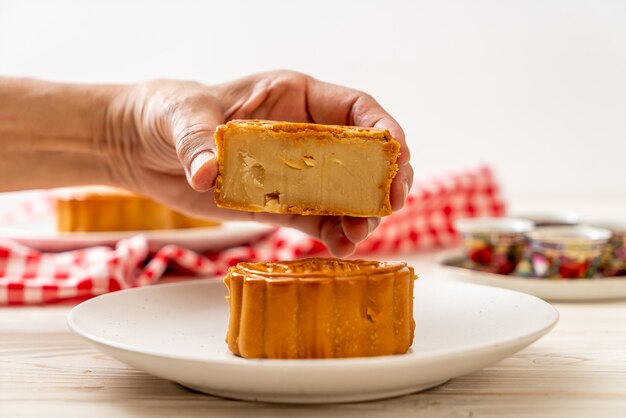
[{"left": 101, "top": 71, "right": 413, "bottom": 257}]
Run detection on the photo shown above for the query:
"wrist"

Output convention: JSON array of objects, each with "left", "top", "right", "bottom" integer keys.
[{"left": 90, "top": 82, "right": 133, "bottom": 189}]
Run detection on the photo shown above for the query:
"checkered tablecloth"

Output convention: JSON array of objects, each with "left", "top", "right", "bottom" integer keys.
[{"left": 0, "top": 165, "right": 505, "bottom": 305}]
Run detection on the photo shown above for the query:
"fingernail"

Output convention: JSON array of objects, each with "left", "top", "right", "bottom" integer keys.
[
  {"left": 190, "top": 150, "right": 215, "bottom": 180},
  {"left": 367, "top": 217, "right": 380, "bottom": 235},
  {"left": 401, "top": 179, "right": 409, "bottom": 208},
  {"left": 339, "top": 235, "right": 356, "bottom": 257},
  {"left": 333, "top": 223, "right": 346, "bottom": 240},
  {"left": 328, "top": 223, "right": 355, "bottom": 257}
]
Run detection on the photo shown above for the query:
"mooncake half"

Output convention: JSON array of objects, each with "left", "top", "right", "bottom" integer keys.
[{"left": 214, "top": 120, "right": 401, "bottom": 217}]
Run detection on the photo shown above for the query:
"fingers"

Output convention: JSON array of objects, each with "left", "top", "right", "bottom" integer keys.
[
  {"left": 213, "top": 71, "right": 311, "bottom": 122},
  {"left": 390, "top": 164, "right": 414, "bottom": 211},
  {"left": 305, "top": 77, "right": 410, "bottom": 165},
  {"left": 321, "top": 219, "right": 357, "bottom": 257},
  {"left": 219, "top": 77, "right": 272, "bottom": 120},
  {"left": 348, "top": 96, "right": 410, "bottom": 166},
  {"left": 188, "top": 150, "right": 218, "bottom": 192},
  {"left": 246, "top": 213, "right": 350, "bottom": 257},
  {"left": 341, "top": 217, "right": 380, "bottom": 244},
  {"left": 137, "top": 169, "right": 381, "bottom": 257},
  {"left": 305, "top": 76, "right": 414, "bottom": 210},
  {"left": 168, "top": 94, "right": 224, "bottom": 192},
  {"left": 229, "top": 215, "right": 359, "bottom": 258},
  {"left": 271, "top": 215, "right": 356, "bottom": 257},
  {"left": 251, "top": 213, "right": 382, "bottom": 257}
]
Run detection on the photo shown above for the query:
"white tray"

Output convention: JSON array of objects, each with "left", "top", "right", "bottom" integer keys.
[{"left": 436, "top": 248, "right": 626, "bottom": 302}]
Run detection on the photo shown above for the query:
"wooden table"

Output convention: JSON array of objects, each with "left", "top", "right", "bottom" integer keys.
[{"left": 2, "top": 250, "right": 626, "bottom": 418}]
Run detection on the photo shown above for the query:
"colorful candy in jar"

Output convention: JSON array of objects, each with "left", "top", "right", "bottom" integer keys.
[
  {"left": 527, "top": 226, "right": 611, "bottom": 279},
  {"left": 455, "top": 218, "right": 534, "bottom": 275},
  {"left": 595, "top": 222, "right": 626, "bottom": 276}
]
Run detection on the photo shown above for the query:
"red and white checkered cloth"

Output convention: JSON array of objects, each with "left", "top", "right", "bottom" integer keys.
[{"left": 0, "top": 165, "right": 505, "bottom": 305}]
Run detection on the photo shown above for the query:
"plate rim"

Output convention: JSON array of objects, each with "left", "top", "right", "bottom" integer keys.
[
  {"left": 67, "top": 278, "right": 559, "bottom": 369},
  {"left": 0, "top": 219, "right": 276, "bottom": 242}
]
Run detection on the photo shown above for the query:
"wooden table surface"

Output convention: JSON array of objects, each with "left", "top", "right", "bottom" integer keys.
[{"left": 2, "top": 250, "right": 626, "bottom": 418}]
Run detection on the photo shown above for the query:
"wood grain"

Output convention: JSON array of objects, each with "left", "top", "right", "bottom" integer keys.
[{"left": 2, "top": 290, "right": 626, "bottom": 418}]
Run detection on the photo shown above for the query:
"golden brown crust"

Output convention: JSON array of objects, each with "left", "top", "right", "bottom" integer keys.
[
  {"left": 213, "top": 120, "right": 400, "bottom": 217},
  {"left": 236, "top": 258, "right": 407, "bottom": 278},
  {"left": 217, "top": 119, "right": 399, "bottom": 138},
  {"left": 224, "top": 257, "right": 417, "bottom": 359}
]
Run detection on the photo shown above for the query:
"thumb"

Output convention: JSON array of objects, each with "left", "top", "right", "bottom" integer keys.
[{"left": 170, "top": 99, "right": 224, "bottom": 192}]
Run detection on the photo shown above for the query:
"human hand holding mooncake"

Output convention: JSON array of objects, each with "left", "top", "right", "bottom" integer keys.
[{"left": 102, "top": 70, "right": 412, "bottom": 256}]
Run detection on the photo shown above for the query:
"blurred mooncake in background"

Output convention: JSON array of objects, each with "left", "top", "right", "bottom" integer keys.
[{"left": 54, "top": 186, "right": 219, "bottom": 232}]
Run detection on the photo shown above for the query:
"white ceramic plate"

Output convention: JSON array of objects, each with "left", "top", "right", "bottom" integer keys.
[
  {"left": 68, "top": 278, "right": 558, "bottom": 404},
  {"left": 0, "top": 214, "right": 274, "bottom": 252},
  {"left": 0, "top": 190, "right": 275, "bottom": 252},
  {"left": 437, "top": 248, "right": 626, "bottom": 302}
]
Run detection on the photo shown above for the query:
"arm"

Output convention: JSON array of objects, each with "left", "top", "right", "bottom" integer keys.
[{"left": 0, "top": 78, "right": 121, "bottom": 190}]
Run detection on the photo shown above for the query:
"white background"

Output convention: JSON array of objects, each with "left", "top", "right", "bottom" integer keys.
[{"left": 1, "top": 0, "right": 625, "bottom": 215}]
